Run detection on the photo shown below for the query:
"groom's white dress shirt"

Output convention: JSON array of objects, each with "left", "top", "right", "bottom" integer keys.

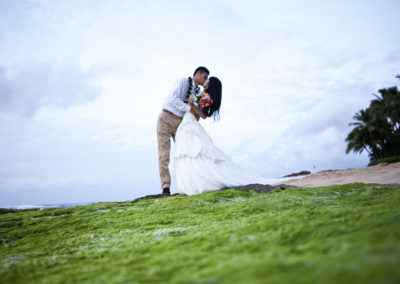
[{"left": 162, "top": 78, "right": 197, "bottom": 117}]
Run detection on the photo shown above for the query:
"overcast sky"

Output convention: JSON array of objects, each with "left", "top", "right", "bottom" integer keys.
[{"left": 0, "top": 0, "right": 399, "bottom": 207}]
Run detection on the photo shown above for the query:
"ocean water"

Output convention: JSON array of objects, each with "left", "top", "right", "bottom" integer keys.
[{"left": 6, "top": 202, "right": 96, "bottom": 210}]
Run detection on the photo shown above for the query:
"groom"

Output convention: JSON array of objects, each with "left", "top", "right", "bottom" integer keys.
[{"left": 156, "top": 66, "right": 210, "bottom": 196}]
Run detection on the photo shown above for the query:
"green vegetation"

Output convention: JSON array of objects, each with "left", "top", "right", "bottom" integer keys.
[
  {"left": 346, "top": 76, "right": 400, "bottom": 162},
  {"left": 1, "top": 184, "right": 400, "bottom": 283},
  {"left": 368, "top": 155, "right": 400, "bottom": 166}
]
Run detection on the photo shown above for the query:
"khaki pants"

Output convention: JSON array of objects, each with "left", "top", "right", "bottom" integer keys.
[{"left": 157, "top": 110, "right": 183, "bottom": 189}]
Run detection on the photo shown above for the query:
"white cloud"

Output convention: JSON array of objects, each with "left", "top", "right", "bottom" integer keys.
[{"left": 0, "top": 62, "right": 101, "bottom": 117}]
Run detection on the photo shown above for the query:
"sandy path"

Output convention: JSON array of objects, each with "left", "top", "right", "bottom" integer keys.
[{"left": 281, "top": 162, "right": 400, "bottom": 188}]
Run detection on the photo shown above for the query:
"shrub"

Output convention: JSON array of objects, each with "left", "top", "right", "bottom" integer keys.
[{"left": 368, "top": 155, "right": 400, "bottom": 166}]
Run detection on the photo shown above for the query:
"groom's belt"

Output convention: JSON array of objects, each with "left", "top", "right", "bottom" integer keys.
[{"left": 162, "top": 109, "right": 180, "bottom": 118}]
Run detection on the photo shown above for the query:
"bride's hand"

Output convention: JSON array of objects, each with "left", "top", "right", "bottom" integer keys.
[{"left": 188, "top": 97, "right": 194, "bottom": 105}]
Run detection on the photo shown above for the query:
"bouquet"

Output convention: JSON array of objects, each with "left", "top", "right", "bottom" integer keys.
[{"left": 194, "top": 92, "right": 213, "bottom": 110}]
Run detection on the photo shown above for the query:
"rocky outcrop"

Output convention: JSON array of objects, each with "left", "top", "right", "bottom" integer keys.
[{"left": 220, "top": 183, "right": 299, "bottom": 193}]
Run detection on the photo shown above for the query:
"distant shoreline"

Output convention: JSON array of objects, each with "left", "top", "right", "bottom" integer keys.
[
  {"left": 2, "top": 202, "right": 95, "bottom": 210},
  {"left": 4, "top": 162, "right": 400, "bottom": 210}
]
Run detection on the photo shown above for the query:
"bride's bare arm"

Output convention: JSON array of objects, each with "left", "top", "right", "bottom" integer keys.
[{"left": 189, "top": 102, "right": 207, "bottom": 120}]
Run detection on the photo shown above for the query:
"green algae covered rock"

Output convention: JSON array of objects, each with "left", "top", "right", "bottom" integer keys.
[{"left": 1, "top": 184, "right": 400, "bottom": 283}]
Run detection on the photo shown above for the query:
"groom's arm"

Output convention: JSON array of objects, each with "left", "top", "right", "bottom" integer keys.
[{"left": 169, "top": 78, "right": 191, "bottom": 113}]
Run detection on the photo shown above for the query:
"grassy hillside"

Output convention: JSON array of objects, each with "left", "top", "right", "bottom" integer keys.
[{"left": 1, "top": 184, "right": 400, "bottom": 283}]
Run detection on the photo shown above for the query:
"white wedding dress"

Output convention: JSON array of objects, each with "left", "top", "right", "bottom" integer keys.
[{"left": 173, "top": 111, "right": 286, "bottom": 195}]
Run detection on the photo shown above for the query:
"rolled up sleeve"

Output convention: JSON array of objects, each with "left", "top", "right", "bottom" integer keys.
[{"left": 170, "top": 78, "right": 191, "bottom": 112}]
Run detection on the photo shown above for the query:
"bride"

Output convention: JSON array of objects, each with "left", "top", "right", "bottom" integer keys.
[{"left": 173, "top": 77, "right": 284, "bottom": 195}]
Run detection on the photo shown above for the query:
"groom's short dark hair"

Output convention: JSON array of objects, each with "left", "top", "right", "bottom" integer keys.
[{"left": 193, "top": 66, "right": 209, "bottom": 76}]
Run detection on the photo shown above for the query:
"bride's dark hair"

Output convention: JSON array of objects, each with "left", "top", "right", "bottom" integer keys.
[{"left": 203, "top": 77, "right": 222, "bottom": 121}]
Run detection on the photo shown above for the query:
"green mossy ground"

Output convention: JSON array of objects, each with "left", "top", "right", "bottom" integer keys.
[{"left": 1, "top": 183, "right": 400, "bottom": 283}]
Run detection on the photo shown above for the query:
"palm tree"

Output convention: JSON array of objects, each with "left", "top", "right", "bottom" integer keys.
[
  {"left": 345, "top": 109, "right": 384, "bottom": 158},
  {"left": 345, "top": 125, "right": 372, "bottom": 156},
  {"left": 371, "top": 86, "right": 400, "bottom": 155},
  {"left": 346, "top": 78, "right": 400, "bottom": 160},
  {"left": 371, "top": 86, "right": 400, "bottom": 131}
]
